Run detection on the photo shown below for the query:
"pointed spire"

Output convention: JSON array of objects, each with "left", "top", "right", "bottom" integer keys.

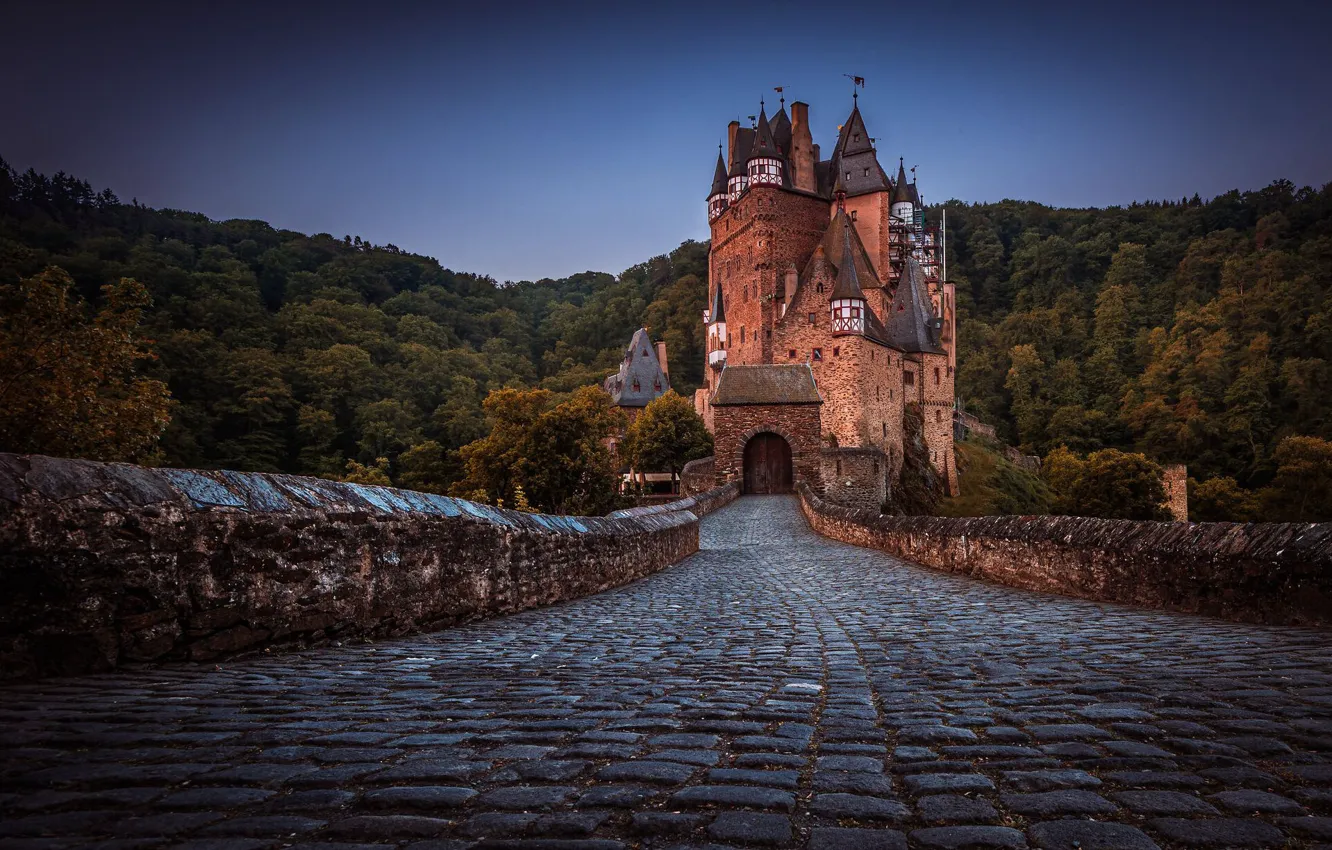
[
  {"left": 885, "top": 260, "right": 944, "bottom": 354},
  {"left": 836, "top": 103, "right": 874, "bottom": 157},
  {"left": 747, "top": 103, "right": 778, "bottom": 161},
  {"left": 830, "top": 217, "right": 867, "bottom": 303},
  {"left": 709, "top": 283, "right": 726, "bottom": 325},
  {"left": 710, "top": 148, "right": 728, "bottom": 198},
  {"left": 893, "top": 157, "right": 913, "bottom": 204}
]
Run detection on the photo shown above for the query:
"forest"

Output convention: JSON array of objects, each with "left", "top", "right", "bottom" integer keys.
[{"left": 1, "top": 158, "right": 1329, "bottom": 520}]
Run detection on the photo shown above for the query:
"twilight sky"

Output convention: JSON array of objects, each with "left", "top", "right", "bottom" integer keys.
[{"left": 2, "top": 0, "right": 1329, "bottom": 283}]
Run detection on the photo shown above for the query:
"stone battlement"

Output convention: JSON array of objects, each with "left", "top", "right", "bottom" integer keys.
[
  {"left": 0, "top": 453, "right": 715, "bottom": 680},
  {"left": 799, "top": 483, "right": 1332, "bottom": 628}
]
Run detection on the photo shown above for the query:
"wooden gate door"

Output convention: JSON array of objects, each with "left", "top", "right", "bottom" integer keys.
[{"left": 743, "top": 433, "right": 793, "bottom": 494}]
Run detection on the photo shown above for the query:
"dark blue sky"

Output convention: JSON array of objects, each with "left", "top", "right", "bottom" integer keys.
[{"left": 3, "top": 0, "right": 1329, "bottom": 283}]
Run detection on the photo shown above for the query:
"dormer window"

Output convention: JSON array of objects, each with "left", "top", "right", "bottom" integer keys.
[{"left": 632, "top": 379, "right": 640, "bottom": 391}]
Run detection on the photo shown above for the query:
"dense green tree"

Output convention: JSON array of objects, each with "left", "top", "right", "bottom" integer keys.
[
  {"left": 620, "top": 391, "right": 714, "bottom": 492},
  {"left": 0, "top": 266, "right": 170, "bottom": 461},
  {"left": 1042, "top": 447, "right": 1170, "bottom": 520}
]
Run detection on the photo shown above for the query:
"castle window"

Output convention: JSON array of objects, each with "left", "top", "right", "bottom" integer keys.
[
  {"left": 788, "top": 349, "right": 796, "bottom": 359},
  {"left": 904, "top": 371, "right": 914, "bottom": 386},
  {"left": 655, "top": 379, "right": 663, "bottom": 392},
  {"left": 632, "top": 379, "right": 640, "bottom": 391},
  {"left": 808, "top": 312, "right": 816, "bottom": 324},
  {"left": 883, "top": 423, "right": 887, "bottom": 436},
  {"left": 936, "top": 409, "right": 943, "bottom": 421},
  {"left": 876, "top": 387, "right": 880, "bottom": 400},
  {"left": 741, "top": 327, "right": 745, "bottom": 343},
  {"left": 850, "top": 211, "right": 857, "bottom": 221},
  {"left": 890, "top": 388, "right": 893, "bottom": 399},
  {"left": 934, "top": 367, "right": 941, "bottom": 385},
  {"left": 845, "top": 172, "right": 851, "bottom": 180},
  {"left": 642, "top": 349, "right": 649, "bottom": 357},
  {"left": 833, "top": 347, "right": 839, "bottom": 357},
  {"left": 816, "top": 282, "right": 825, "bottom": 293},
  {"left": 812, "top": 348, "right": 823, "bottom": 361},
  {"left": 863, "top": 168, "right": 869, "bottom": 176}
]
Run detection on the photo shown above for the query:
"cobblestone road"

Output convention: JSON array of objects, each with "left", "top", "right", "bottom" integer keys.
[{"left": 3, "top": 496, "right": 1332, "bottom": 850}]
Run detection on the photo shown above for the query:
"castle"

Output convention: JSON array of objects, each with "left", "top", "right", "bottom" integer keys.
[{"left": 693, "top": 95, "right": 959, "bottom": 503}]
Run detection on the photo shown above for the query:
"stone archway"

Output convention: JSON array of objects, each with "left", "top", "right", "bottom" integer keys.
[{"left": 743, "top": 432, "right": 794, "bottom": 494}]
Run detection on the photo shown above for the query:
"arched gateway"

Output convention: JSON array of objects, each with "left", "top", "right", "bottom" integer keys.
[{"left": 743, "top": 432, "right": 793, "bottom": 494}]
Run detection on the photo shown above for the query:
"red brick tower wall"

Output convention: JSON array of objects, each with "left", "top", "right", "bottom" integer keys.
[{"left": 709, "top": 186, "right": 829, "bottom": 367}]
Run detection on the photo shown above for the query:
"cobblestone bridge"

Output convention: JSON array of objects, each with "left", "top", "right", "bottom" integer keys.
[{"left": 3, "top": 496, "right": 1331, "bottom": 849}]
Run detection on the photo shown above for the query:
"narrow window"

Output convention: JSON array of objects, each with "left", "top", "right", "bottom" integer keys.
[
  {"left": 934, "top": 367, "right": 940, "bottom": 385},
  {"left": 741, "top": 327, "right": 745, "bottom": 343},
  {"left": 904, "top": 371, "right": 914, "bottom": 386},
  {"left": 833, "top": 347, "right": 840, "bottom": 357},
  {"left": 850, "top": 210, "right": 857, "bottom": 221},
  {"left": 812, "top": 348, "right": 823, "bottom": 361},
  {"left": 816, "top": 282, "right": 825, "bottom": 293},
  {"left": 936, "top": 409, "right": 943, "bottom": 422},
  {"left": 808, "top": 312, "right": 816, "bottom": 324},
  {"left": 882, "top": 422, "right": 887, "bottom": 436},
  {"left": 788, "top": 349, "right": 796, "bottom": 359},
  {"left": 876, "top": 387, "right": 880, "bottom": 400}
]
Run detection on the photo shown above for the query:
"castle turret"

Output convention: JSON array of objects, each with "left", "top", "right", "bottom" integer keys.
[
  {"left": 746, "top": 105, "right": 784, "bottom": 188},
  {"left": 829, "top": 215, "right": 868, "bottom": 336},
  {"left": 891, "top": 158, "right": 914, "bottom": 224},
  {"left": 707, "top": 150, "right": 729, "bottom": 222},
  {"left": 707, "top": 284, "right": 727, "bottom": 370}
]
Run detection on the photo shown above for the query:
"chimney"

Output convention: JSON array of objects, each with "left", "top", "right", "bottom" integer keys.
[
  {"left": 655, "top": 340, "right": 669, "bottom": 382},
  {"left": 726, "top": 121, "right": 740, "bottom": 172},
  {"left": 789, "top": 102, "right": 816, "bottom": 193}
]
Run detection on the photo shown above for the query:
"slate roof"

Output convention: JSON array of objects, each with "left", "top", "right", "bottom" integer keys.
[
  {"left": 747, "top": 105, "right": 779, "bottom": 162},
  {"left": 604, "top": 328, "right": 669, "bottom": 407},
  {"left": 728, "top": 127, "right": 755, "bottom": 177},
  {"left": 885, "top": 259, "right": 944, "bottom": 354},
  {"left": 770, "top": 106, "right": 792, "bottom": 157},
  {"left": 709, "top": 150, "right": 728, "bottom": 198},
  {"left": 801, "top": 210, "right": 892, "bottom": 346},
  {"left": 829, "top": 216, "right": 868, "bottom": 303},
  {"left": 712, "top": 364, "right": 822, "bottom": 406},
  {"left": 709, "top": 283, "right": 726, "bottom": 324},
  {"left": 893, "top": 159, "right": 913, "bottom": 205}
]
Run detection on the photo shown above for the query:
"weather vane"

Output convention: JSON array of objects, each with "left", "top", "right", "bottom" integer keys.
[{"left": 844, "top": 74, "right": 865, "bottom": 101}]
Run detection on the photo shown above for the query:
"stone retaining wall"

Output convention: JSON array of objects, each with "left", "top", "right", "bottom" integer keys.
[
  {"left": 798, "top": 483, "right": 1332, "bottom": 628},
  {"left": 0, "top": 454, "right": 704, "bottom": 680}
]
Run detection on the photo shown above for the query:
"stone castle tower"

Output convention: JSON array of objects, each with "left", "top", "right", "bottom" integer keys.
[{"left": 694, "top": 96, "right": 959, "bottom": 500}]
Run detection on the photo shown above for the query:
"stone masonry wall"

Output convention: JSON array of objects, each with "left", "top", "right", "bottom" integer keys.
[
  {"left": 0, "top": 454, "right": 704, "bottom": 680},
  {"left": 799, "top": 484, "right": 1332, "bottom": 628},
  {"left": 680, "top": 456, "right": 717, "bottom": 497},
  {"left": 607, "top": 481, "right": 739, "bottom": 520},
  {"left": 712, "top": 403, "right": 822, "bottom": 490},
  {"left": 819, "top": 447, "right": 889, "bottom": 511},
  {"left": 1163, "top": 463, "right": 1189, "bottom": 521}
]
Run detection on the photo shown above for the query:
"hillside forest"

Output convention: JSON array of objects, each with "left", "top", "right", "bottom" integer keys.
[{"left": 1, "top": 158, "right": 1329, "bottom": 520}]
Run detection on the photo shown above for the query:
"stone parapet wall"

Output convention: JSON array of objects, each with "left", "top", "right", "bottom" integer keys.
[
  {"left": 680, "top": 456, "right": 717, "bottom": 496},
  {"left": 798, "top": 484, "right": 1332, "bottom": 628},
  {"left": 606, "top": 482, "right": 739, "bottom": 520},
  {"left": 0, "top": 454, "right": 703, "bottom": 680}
]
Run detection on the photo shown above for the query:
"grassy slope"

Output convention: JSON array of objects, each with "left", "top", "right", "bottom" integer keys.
[{"left": 937, "top": 438, "right": 1053, "bottom": 517}]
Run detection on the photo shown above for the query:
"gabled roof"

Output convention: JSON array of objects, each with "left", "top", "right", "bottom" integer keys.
[
  {"left": 885, "top": 259, "right": 944, "bottom": 354},
  {"left": 712, "top": 364, "right": 822, "bottom": 406},
  {"left": 604, "top": 328, "right": 670, "bottom": 407},
  {"left": 709, "top": 150, "right": 728, "bottom": 198},
  {"left": 818, "top": 209, "right": 882, "bottom": 291},
  {"left": 709, "top": 283, "right": 726, "bottom": 325},
  {"left": 835, "top": 104, "right": 875, "bottom": 157},
  {"left": 746, "top": 105, "right": 779, "bottom": 162}
]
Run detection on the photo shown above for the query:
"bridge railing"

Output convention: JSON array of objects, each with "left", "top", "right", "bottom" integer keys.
[
  {"left": 0, "top": 453, "right": 708, "bottom": 680},
  {"left": 797, "top": 483, "right": 1332, "bottom": 628}
]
